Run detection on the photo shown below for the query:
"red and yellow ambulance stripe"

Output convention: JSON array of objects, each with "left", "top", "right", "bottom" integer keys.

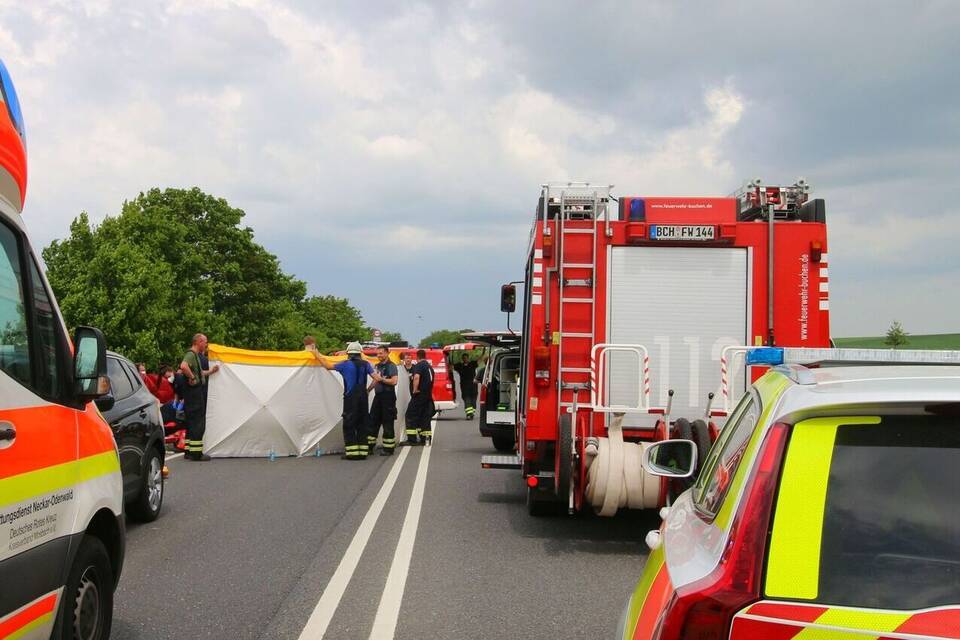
[
  {"left": 732, "top": 601, "right": 960, "bottom": 639},
  {"left": 0, "top": 593, "right": 59, "bottom": 640}
]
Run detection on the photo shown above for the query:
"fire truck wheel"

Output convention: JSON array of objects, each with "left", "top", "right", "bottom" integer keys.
[
  {"left": 492, "top": 436, "right": 515, "bottom": 452},
  {"left": 670, "top": 418, "right": 694, "bottom": 498},
  {"left": 557, "top": 414, "right": 573, "bottom": 511},
  {"left": 690, "top": 419, "right": 712, "bottom": 474}
]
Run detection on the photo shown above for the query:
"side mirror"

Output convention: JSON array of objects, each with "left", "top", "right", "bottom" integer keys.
[
  {"left": 95, "top": 391, "right": 116, "bottom": 413},
  {"left": 500, "top": 284, "right": 516, "bottom": 313},
  {"left": 641, "top": 439, "right": 698, "bottom": 479},
  {"left": 73, "top": 326, "right": 109, "bottom": 402}
]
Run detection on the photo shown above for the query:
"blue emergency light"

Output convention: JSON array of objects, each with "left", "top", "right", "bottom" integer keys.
[
  {"left": 746, "top": 347, "right": 784, "bottom": 366},
  {"left": 629, "top": 198, "right": 645, "bottom": 221}
]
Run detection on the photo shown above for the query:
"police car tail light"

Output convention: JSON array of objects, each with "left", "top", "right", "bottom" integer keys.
[
  {"left": 653, "top": 423, "right": 789, "bottom": 640},
  {"left": 479, "top": 385, "right": 487, "bottom": 403}
]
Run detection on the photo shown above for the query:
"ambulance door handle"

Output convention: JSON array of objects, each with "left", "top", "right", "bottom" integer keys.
[{"left": 0, "top": 422, "right": 15, "bottom": 441}]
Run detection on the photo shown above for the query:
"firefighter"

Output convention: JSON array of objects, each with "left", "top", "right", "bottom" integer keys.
[
  {"left": 403, "top": 349, "right": 435, "bottom": 445},
  {"left": 309, "top": 338, "right": 374, "bottom": 460},
  {"left": 367, "top": 345, "right": 399, "bottom": 455},
  {"left": 179, "top": 333, "right": 211, "bottom": 461},
  {"left": 453, "top": 352, "right": 479, "bottom": 420}
]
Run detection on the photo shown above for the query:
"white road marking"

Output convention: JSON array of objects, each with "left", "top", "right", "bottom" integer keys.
[
  {"left": 368, "top": 418, "right": 437, "bottom": 640},
  {"left": 166, "top": 452, "right": 184, "bottom": 461},
  {"left": 298, "top": 446, "right": 412, "bottom": 639}
]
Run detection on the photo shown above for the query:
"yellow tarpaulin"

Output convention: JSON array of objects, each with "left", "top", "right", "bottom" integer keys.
[{"left": 207, "top": 344, "right": 402, "bottom": 367}]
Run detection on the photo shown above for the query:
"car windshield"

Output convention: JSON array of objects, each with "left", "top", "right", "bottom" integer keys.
[{"left": 778, "top": 415, "right": 960, "bottom": 610}]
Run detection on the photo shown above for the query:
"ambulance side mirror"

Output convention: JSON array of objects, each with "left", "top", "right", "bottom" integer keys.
[
  {"left": 642, "top": 439, "right": 698, "bottom": 479},
  {"left": 74, "top": 326, "right": 110, "bottom": 402},
  {"left": 500, "top": 284, "right": 516, "bottom": 313}
]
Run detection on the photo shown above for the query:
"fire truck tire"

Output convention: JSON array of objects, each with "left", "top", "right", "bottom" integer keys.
[
  {"left": 690, "top": 419, "right": 712, "bottom": 473},
  {"left": 557, "top": 414, "right": 573, "bottom": 511},
  {"left": 670, "top": 418, "right": 695, "bottom": 497},
  {"left": 492, "top": 436, "right": 514, "bottom": 452}
]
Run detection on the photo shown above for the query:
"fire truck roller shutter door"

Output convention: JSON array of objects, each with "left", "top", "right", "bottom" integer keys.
[{"left": 607, "top": 246, "right": 749, "bottom": 428}]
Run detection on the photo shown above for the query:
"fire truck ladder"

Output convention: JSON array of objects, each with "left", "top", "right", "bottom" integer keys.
[
  {"left": 549, "top": 184, "right": 610, "bottom": 512},
  {"left": 554, "top": 184, "right": 610, "bottom": 424}
]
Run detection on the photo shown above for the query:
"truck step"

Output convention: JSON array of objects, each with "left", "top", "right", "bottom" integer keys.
[
  {"left": 481, "top": 454, "right": 522, "bottom": 470},
  {"left": 561, "top": 263, "right": 594, "bottom": 269}
]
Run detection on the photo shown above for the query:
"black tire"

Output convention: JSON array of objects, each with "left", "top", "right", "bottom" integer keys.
[
  {"left": 671, "top": 418, "right": 695, "bottom": 497},
  {"left": 128, "top": 447, "right": 164, "bottom": 522},
  {"left": 690, "top": 419, "right": 712, "bottom": 475},
  {"left": 557, "top": 414, "right": 573, "bottom": 514},
  {"left": 526, "top": 485, "right": 557, "bottom": 517},
  {"left": 59, "top": 535, "right": 114, "bottom": 640},
  {"left": 492, "top": 435, "right": 514, "bottom": 452}
]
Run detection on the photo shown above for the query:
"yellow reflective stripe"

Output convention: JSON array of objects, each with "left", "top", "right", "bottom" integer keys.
[
  {"left": 624, "top": 543, "right": 665, "bottom": 635},
  {"left": 765, "top": 416, "right": 880, "bottom": 600},
  {"left": 6, "top": 611, "right": 54, "bottom": 640},
  {"left": 792, "top": 606, "right": 910, "bottom": 639},
  {"left": 0, "top": 450, "right": 119, "bottom": 508}
]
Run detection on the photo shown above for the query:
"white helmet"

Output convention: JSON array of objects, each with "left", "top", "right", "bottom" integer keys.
[{"left": 346, "top": 341, "right": 363, "bottom": 355}]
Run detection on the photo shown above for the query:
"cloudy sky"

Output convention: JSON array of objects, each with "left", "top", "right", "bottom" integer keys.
[{"left": 1, "top": 0, "right": 958, "bottom": 343}]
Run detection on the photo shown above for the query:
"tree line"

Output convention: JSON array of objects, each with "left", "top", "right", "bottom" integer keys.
[{"left": 42, "top": 187, "right": 403, "bottom": 366}]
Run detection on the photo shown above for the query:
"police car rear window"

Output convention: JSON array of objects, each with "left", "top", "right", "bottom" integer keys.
[{"left": 815, "top": 416, "right": 960, "bottom": 610}]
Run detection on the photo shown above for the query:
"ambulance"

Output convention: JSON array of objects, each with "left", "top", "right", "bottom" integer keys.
[{"left": 0, "top": 59, "right": 121, "bottom": 639}]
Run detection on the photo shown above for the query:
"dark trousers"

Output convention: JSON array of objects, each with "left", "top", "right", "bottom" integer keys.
[
  {"left": 183, "top": 388, "right": 205, "bottom": 456},
  {"left": 405, "top": 393, "right": 434, "bottom": 440},
  {"left": 461, "top": 385, "right": 477, "bottom": 418},
  {"left": 342, "top": 388, "right": 369, "bottom": 458},
  {"left": 184, "top": 409, "right": 205, "bottom": 456},
  {"left": 368, "top": 392, "right": 397, "bottom": 451}
]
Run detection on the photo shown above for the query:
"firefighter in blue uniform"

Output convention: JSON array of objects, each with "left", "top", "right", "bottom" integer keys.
[{"left": 309, "top": 339, "right": 375, "bottom": 460}]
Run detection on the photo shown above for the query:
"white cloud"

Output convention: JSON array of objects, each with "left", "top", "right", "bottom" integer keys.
[{"left": 1, "top": 1, "right": 957, "bottom": 341}]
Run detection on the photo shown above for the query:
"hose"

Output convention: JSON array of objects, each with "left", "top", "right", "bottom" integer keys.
[{"left": 584, "top": 414, "right": 661, "bottom": 515}]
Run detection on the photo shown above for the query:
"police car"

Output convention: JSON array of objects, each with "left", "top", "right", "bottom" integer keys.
[
  {"left": 0, "top": 59, "right": 121, "bottom": 639},
  {"left": 618, "top": 347, "right": 960, "bottom": 640}
]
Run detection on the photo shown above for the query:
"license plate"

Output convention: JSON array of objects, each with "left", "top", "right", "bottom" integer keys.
[{"left": 650, "top": 225, "right": 716, "bottom": 241}]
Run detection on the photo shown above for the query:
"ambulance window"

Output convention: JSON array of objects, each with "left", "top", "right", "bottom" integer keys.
[
  {"left": 106, "top": 356, "right": 135, "bottom": 400},
  {"left": 0, "top": 221, "right": 30, "bottom": 388},
  {"left": 694, "top": 393, "right": 759, "bottom": 517},
  {"left": 27, "top": 257, "right": 62, "bottom": 398}
]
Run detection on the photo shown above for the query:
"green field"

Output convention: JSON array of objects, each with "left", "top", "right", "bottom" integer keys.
[{"left": 833, "top": 333, "right": 960, "bottom": 350}]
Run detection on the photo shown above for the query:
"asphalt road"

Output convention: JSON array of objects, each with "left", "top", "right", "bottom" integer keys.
[{"left": 113, "top": 412, "right": 656, "bottom": 639}]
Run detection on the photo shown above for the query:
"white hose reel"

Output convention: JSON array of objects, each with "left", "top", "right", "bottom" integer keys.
[{"left": 583, "top": 414, "right": 661, "bottom": 516}]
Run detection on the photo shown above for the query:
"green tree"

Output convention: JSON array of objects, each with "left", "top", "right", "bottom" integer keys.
[
  {"left": 884, "top": 321, "right": 909, "bottom": 348},
  {"left": 42, "top": 188, "right": 344, "bottom": 364},
  {"left": 419, "top": 328, "right": 475, "bottom": 348},
  {"left": 300, "top": 295, "right": 367, "bottom": 351},
  {"left": 378, "top": 330, "right": 404, "bottom": 344}
]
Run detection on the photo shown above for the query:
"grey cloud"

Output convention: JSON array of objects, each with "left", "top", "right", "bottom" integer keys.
[{"left": 2, "top": 0, "right": 957, "bottom": 342}]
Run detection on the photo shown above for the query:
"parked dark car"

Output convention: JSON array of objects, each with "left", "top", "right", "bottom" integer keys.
[{"left": 96, "top": 351, "right": 166, "bottom": 522}]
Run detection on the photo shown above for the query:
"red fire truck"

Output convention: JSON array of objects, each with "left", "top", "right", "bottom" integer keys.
[{"left": 482, "top": 181, "right": 830, "bottom": 516}]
